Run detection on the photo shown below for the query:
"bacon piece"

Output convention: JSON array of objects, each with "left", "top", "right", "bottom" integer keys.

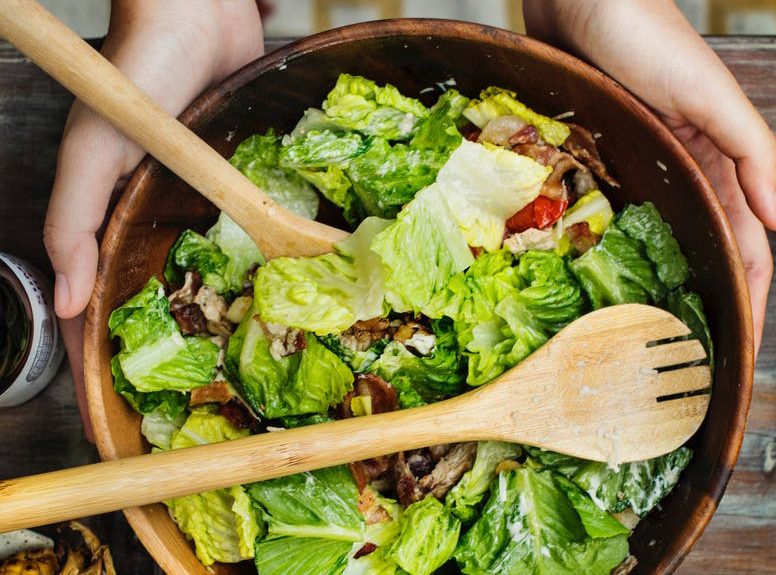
[
  {"left": 478, "top": 115, "right": 528, "bottom": 147},
  {"left": 342, "top": 374, "right": 398, "bottom": 417},
  {"left": 190, "top": 381, "right": 234, "bottom": 406},
  {"left": 218, "top": 400, "right": 262, "bottom": 431},
  {"left": 171, "top": 303, "right": 209, "bottom": 335},
  {"left": 512, "top": 142, "right": 561, "bottom": 166},
  {"left": 540, "top": 153, "right": 583, "bottom": 201},
  {"left": 460, "top": 123, "right": 482, "bottom": 142},
  {"left": 418, "top": 442, "right": 477, "bottom": 499},
  {"left": 562, "top": 123, "right": 619, "bottom": 187},
  {"left": 349, "top": 457, "right": 392, "bottom": 492},
  {"left": 508, "top": 124, "right": 539, "bottom": 146},
  {"left": 353, "top": 543, "right": 378, "bottom": 560},
  {"left": 393, "top": 452, "right": 425, "bottom": 506},
  {"left": 357, "top": 489, "right": 391, "bottom": 525},
  {"left": 567, "top": 222, "right": 601, "bottom": 254}
]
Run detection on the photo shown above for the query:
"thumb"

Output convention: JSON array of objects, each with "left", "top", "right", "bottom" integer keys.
[{"left": 44, "top": 103, "right": 138, "bottom": 319}]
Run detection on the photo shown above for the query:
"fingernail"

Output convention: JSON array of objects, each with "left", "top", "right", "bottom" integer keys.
[{"left": 54, "top": 272, "right": 70, "bottom": 317}]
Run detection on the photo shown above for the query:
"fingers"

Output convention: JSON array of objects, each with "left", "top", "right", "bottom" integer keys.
[{"left": 44, "top": 102, "right": 139, "bottom": 319}]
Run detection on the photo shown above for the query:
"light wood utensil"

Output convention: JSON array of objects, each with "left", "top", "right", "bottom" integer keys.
[
  {"left": 0, "top": 304, "right": 711, "bottom": 532},
  {"left": 0, "top": 0, "right": 348, "bottom": 259}
]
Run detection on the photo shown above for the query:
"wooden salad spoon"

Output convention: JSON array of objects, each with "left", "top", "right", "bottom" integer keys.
[
  {"left": 0, "top": 304, "right": 711, "bottom": 532},
  {"left": 0, "top": 0, "right": 348, "bottom": 259}
]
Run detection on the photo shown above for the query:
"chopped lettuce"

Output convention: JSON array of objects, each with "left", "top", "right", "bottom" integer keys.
[
  {"left": 388, "top": 496, "right": 461, "bottom": 575},
  {"left": 454, "top": 467, "right": 629, "bottom": 575},
  {"left": 225, "top": 314, "right": 353, "bottom": 419},
  {"left": 280, "top": 129, "right": 368, "bottom": 169},
  {"left": 390, "top": 375, "right": 427, "bottom": 409},
  {"left": 371, "top": 183, "right": 474, "bottom": 314},
  {"left": 666, "top": 288, "right": 714, "bottom": 368},
  {"left": 296, "top": 164, "right": 367, "bottom": 227},
  {"left": 323, "top": 74, "right": 429, "bottom": 140},
  {"left": 230, "top": 129, "right": 320, "bottom": 219},
  {"left": 140, "top": 409, "right": 187, "bottom": 450},
  {"left": 411, "top": 89, "right": 470, "bottom": 153},
  {"left": 446, "top": 441, "right": 523, "bottom": 522},
  {"left": 433, "top": 140, "right": 550, "bottom": 251},
  {"left": 254, "top": 216, "right": 390, "bottom": 334},
  {"left": 319, "top": 334, "right": 389, "bottom": 373},
  {"left": 526, "top": 446, "right": 693, "bottom": 516},
  {"left": 164, "top": 407, "right": 259, "bottom": 565},
  {"left": 164, "top": 230, "right": 230, "bottom": 293},
  {"left": 616, "top": 202, "right": 688, "bottom": 289},
  {"left": 112, "top": 356, "right": 189, "bottom": 419},
  {"left": 206, "top": 211, "right": 264, "bottom": 290},
  {"left": 109, "top": 278, "right": 219, "bottom": 393},
  {"left": 347, "top": 138, "right": 447, "bottom": 219},
  {"left": 368, "top": 318, "right": 466, "bottom": 400},
  {"left": 254, "top": 537, "right": 353, "bottom": 575},
  {"left": 463, "top": 87, "right": 571, "bottom": 146},
  {"left": 248, "top": 465, "right": 365, "bottom": 541},
  {"left": 569, "top": 223, "right": 666, "bottom": 308}
]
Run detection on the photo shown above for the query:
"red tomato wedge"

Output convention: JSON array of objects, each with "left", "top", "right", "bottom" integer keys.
[{"left": 506, "top": 197, "right": 568, "bottom": 233}]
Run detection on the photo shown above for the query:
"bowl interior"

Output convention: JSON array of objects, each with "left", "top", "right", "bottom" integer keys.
[{"left": 85, "top": 20, "right": 753, "bottom": 575}]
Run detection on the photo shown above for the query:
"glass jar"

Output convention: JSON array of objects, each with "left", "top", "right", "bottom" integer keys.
[{"left": 0, "top": 253, "right": 65, "bottom": 407}]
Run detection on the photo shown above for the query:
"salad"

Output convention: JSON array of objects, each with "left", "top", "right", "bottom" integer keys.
[{"left": 108, "top": 74, "right": 713, "bottom": 575}]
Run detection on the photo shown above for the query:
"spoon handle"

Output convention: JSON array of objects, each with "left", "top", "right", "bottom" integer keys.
[
  {"left": 0, "top": 0, "right": 347, "bottom": 258},
  {"left": 0, "top": 395, "right": 487, "bottom": 532}
]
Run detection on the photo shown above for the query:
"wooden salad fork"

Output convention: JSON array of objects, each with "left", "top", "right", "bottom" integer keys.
[
  {"left": 0, "top": 0, "right": 348, "bottom": 259},
  {"left": 0, "top": 304, "right": 711, "bottom": 532}
]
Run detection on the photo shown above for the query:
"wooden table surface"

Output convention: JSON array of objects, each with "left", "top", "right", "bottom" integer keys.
[{"left": 0, "top": 36, "right": 774, "bottom": 574}]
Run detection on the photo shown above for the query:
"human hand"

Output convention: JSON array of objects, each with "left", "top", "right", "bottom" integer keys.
[
  {"left": 44, "top": 0, "right": 264, "bottom": 439},
  {"left": 525, "top": 0, "right": 775, "bottom": 353}
]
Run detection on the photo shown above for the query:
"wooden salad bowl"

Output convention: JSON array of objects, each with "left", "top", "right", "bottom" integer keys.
[{"left": 84, "top": 19, "right": 754, "bottom": 575}]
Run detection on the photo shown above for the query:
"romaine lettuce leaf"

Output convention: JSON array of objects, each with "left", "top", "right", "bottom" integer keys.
[
  {"left": 247, "top": 465, "right": 365, "bottom": 541},
  {"left": 666, "top": 288, "right": 714, "bottom": 368},
  {"left": 387, "top": 496, "right": 461, "bottom": 575},
  {"left": 224, "top": 314, "right": 353, "bottom": 419},
  {"left": 280, "top": 130, "right": 368, "bottom": 169},
  {"left": 616, "top": 202, "right": 688, "bottom": 289},
  {"left": 206, "top": 211, "right": 264, "bottom": 291},
  {"left": 254, "top": 537, "right": 353, "bottom": 575},
  {"left": 323, "top": 74, "right": 428, "bottom": 140},
  {"left": 164, "top": 407, "right": 258, "bottom": 566},
  {"left": 525, "top": 446, "right": 693, "bottom": 516},
  {"left": 164, "top": 229, "right": 230, "bottom": 293},
  {"left": 434, "top": 140, "right": 551, "bottom": 251},
  {"left": 371, "top": 183, "right": 474, "bottom": 314},
  {"left": 347, "top": 137, "right": 447, "bottom": 219},
  {"left": 569, "top": 224, "right": 666, "bottom": 308},
  {"left": 296, "top": 164, "right": 367, "bottom": 227},
  {"left": 254, "top": 216, "right": 391, "bottom": 334},
  {"left": 112, "top": 356, "right": 189, "bottom": 419},
  {"left": 463, "top": 87, "right": 571, "bottom": 146},
  {"left": 140, "top": 409, "right": 187, "bottom": 450},
  {"left": 454, "top": 468, "right": 629, "bottom": 575},
  {"left": 410, "top": 89, "right": 470, "bottom": 153},
  {"left": 446, "top": 441, "right": 523, "bottom": 522},
  {"left": 109, "top": 278, "right": 219, "bottom": 392},
  {"left": 230, "top": 129, "right": 320, "bottom": 219},
  {"left": 390, "top": 375, "right": 427, "bottom": 409},
  {"left": 368, "top": 318, "right": 466, "bottom": 400},
  {"left": 319, "top": 334, "right": 389, "bottom": 373}
]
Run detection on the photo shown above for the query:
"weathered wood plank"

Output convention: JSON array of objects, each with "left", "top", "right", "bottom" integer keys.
[{"left": 0, "top": 36, "right": 773, "bottom": 574}]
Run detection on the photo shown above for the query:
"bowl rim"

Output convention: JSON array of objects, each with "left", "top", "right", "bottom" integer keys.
[{"left": 84, "top": 18, "right": 754, "bottom": 575}]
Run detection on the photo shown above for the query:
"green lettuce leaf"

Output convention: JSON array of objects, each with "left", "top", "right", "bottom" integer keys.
[
  {"left": 390, "top": 375, "right": 427, "bottom": 409},
  {"left": 569, "top": 223, "right": 666, "bottom": 308},
  {"left": 140, "top": 409, "right": 187, "bottom": 450},
  {"left": 280, "top": 130, "right": 368, "bottom": 169},
  {"left": 446, "top": 441, "right": 523, "bottom": 522},
  {"left": 454, "top": 467, "right": 629, "bottom": 575},
  {"left": 224, "top": 314, "right": 353, "bottom": 419},
  {"left": 410, "top": 89, "right": 470, "bottom": 153},
  {"left": 230, "top": 129, "right": 319, "bottom": 219},
  {"left": 164, "top": 407, "right": 258, "bottom": 566},
  {"left": 463, "top": 87, "right": 571, "bottom": 146},
  {"left": 164, "top": 230, "right": 230, "bottom": 293},
  {"left": 323, "top": 74, "right": 428, "bottom": 140},
  {"left": 433, "top": 140, "right": 550, "bottom": 252},
  {"left": 109, "top": 278, "right": 219, "bottom": 392},
  {"left": 288, "top": 107, "right": 349, "bottom": 141},
  {"left": 247, "top": 465, "right": 365, "bottom": 541},
  {"left": 254, "top": 216, "right": 391, "bottom": 334},
  {"left": 371, "top": 183, "right": 474, "bottom": 314},
  {"left": 665, "top": 288, "right": 714, "bottom": 369},
  {"left": 616, "top": 202, "right": 688, "bottom": 289},
  {"left": 296, "top": 164, "right": 367, "bottom": 227},
  {"left": 319, "top": 334, "right": 389, "bottom": 373},
  {"left": 206, "top": 211, "right": 265, "bottom": 290},
  {"left": 368, "top": 318, "right": 466, "bottom": 400},
  {"left": 347, "top": 137, "right": 447, "bottom": 219},
  {"left": 526, "top": 446, "right": 693, "bottom": 516},
  {"left": 112, "top": 356, "right": 189, "bottom": 418},
  {"left": 254, "top": 537, "right": 353, "bottom": 575},
  {"left": 387, "top": 496, "right": 461, "bottom": 575}
]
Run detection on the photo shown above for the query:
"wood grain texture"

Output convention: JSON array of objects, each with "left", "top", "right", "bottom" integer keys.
[
  {"left": 0, "top": 34, "right": 773, "bottom": 575},
  {"left": 0, "top": 305, "right": 711, "bottom": 532}
]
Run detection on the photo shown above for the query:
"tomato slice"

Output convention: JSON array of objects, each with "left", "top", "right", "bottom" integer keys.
[{"left": 506, "top": 197, "right": 568, "bottom": 233}]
